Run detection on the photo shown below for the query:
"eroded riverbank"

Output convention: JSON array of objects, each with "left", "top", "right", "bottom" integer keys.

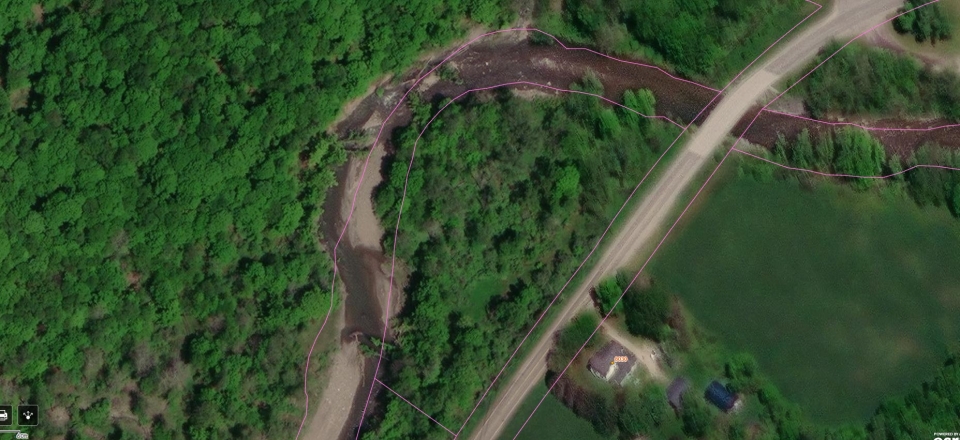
[
  {"left": 313, "top": 144, "right": 406, "bottom": 439},
  {"left": 312, "top": 29, "right": 960, "bottom": 440},
  {"left": 737, "top": 107, "right": 960, "bottom": 157}
]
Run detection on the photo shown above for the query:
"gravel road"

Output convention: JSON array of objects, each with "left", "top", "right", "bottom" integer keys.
[{"left": 466, "top": 1, "right": 904, "bottom": 439}]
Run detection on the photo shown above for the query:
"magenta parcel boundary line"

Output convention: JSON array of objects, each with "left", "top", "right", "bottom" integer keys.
[
  {"left": 508, "top": 1, "right": 946, "bottom": 439},
  {"left": 331, "top": 26, "right": 722, "bottom": 440},
  {"left": 457, "top": 0, "right": 828, "bottom": 436},
  {"left": 376, "top": 378, "right": 458, "bottom": 437}
]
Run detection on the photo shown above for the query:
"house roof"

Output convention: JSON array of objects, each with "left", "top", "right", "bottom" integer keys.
[
  {"left": 667, "top": 377, "right": 690, "bottom": 409},
  {"left": 610, "top": 356, "right": 636, "bottom": 384},
  {"left": 587, "top": 341, "right": 636, "bottom": 384},
  {"left": 704, "top": 380, "right": 738, "bottom": 411}
]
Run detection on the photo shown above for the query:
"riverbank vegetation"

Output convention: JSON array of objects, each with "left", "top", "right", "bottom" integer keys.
[
  {"left": 364, "top": 79, "right": 681, "bottom": 438},
  {"left": 533, "top": 0, "right": 813, "bottom": 82},
  {"left": 791, "top": 43, "right": 960, "bottom": 120},
  {"left": 762, "top": 127, "right": 960, "bottom": 212},
  {"left": 0, "top": 0, "right": 510, "bottom": 437}
]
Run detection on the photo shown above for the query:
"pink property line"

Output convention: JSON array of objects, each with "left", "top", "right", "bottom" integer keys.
[
  {"left": 510, "top": 1, "right": 944, "bottom": 439},
  {"left": 732, "top": 147, "right": 960, "bottom": 178},
  {"left": 763, "top": 108, "right": 960, "bottom": 132},
  {"left": 460, "top": 1, "right": 827, "bottom": 437},
  {"left": 375, "top": 378, "right": 458, "bottom": 437},
  {"left": 378, "top": 79, "right": 679, "bottom": 436},
  {"left": 420, "top": 81, "right": 686, "bottom": 128},
  {"left": 297, "top": 25, "right": 720, "bottom": 440},
  {"left": 295, "top": 261, "right": 339, "bottom": 438},
  {"left": 334, "top": 81, "right": 680, "bottom": 438},
  {"left": 450, "top": 98, "right": 696, "bottom": 434},
  {"left": 291, "top": 25, "right": 680, "bottom": 439},
  {"left": 506, "top": 0, "right": 825, "bottom": 435},
  {"left": 529, "top": 29, "right": 721, "bottom": 93},
  {"left": 353, "top": 73, "right": 695, "bottom": 440}
]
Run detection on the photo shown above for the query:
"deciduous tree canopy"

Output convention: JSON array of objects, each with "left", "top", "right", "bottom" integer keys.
[
  {"left": 0, "top": 0, "right": 508, "bottom": 437},
  {"left": 535, "top": 0, "right": 808, "bottom": 81},
  {"left": 893, "top": 0, "right": 953, "bottom": 44},
  {"left": 368, "top": 83, "right": 680, "bottom": 438},
  {"left": 796, "top": 43, "right": 960, "bottom": 121}
]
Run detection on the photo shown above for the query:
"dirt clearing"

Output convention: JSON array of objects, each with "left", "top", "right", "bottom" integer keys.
[{"left": 601, "top": 322, "right": 668, "bottom": 382}]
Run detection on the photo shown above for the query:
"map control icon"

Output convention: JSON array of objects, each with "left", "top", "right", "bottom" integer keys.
[
  {"left": 17, "top": 405, "right": 38, "bottom": 426},
  {"left": 0, "top": 406, "right": 11, "bottom": 426}
]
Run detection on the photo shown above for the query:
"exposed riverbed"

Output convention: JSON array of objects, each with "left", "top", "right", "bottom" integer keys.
[
  {"left": 331, "top": 32, "right": 719, "bottom": 148},
  {"left": 320, "top": 146, "right": 399, "bottom": 343},
  {"left": 737, "top": 107, "right": 960, "bottom": 157},
  {"left": 315, "top": 30, "right": 960, "bottom": 439},
  {"left": 316, "top": 144, "right": 405, "bottom": 439}
]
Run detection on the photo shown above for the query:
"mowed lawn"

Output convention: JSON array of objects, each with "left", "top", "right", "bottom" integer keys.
[{"left": 650, "top": 177, "right": 960, "bottom": 424}]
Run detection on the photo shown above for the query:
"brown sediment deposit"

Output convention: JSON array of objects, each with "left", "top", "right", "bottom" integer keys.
[
  {"left": 419, "top": 40, "right": 716, "bottom": 124},
  {"left": 313, "top": 144, "right": 405, "bottom": 439},
  {"left": 316, "top": 27, "right": 960, "bottom": 440},
  {"left": 331, "top": 34, "right": 718, "bottom": 146},
  {"left": 321, "top": 145, "right": 402, "bottom": 344},
  {"left": 302, "top": 308, "right": 363, "bottom": 440},
  {"left": 334, "top": 34, "right": 959, "bottom": 161},
  {"left": 735, "top": 107, "right": 960, "bottom": 157}
]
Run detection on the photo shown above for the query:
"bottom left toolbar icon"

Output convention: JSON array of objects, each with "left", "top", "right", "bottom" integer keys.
[
  {"left": 16, "top": 405, "right": 38, "bottom": 427},
  {"left": 0, "top": 405, "right": 11, "bottom": 426}
]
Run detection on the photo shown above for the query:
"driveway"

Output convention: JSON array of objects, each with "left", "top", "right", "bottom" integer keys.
[{"left": 466, "top": 1, "right": 904, "bottom": 439}]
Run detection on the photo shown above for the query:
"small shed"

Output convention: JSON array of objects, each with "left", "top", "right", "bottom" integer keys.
[
  {"left": 704, "top": 380, "right": 739, "bottom": 412},
  {"left": 666, "top": 377, "right": 690, "bottom": 410},
  {"left": 587, "top": 341, "right": 637, "bottom": 385}
]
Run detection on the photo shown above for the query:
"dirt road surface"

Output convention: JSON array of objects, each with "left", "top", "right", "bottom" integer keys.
[
  {"left": 600, "top": 322, "right": 667, "bottom": 382},
  {"left": 466, "top": 1, "right": 903, "bottom": 439}
]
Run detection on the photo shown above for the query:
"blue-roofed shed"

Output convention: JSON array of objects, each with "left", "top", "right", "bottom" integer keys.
[{"left": 704, "top": 380, "right": 739, "bottom": 412}]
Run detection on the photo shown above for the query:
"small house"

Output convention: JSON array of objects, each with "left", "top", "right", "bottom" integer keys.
[
  {"left": 587, "top": 341, "right": 637, "bottom": 385},
  {"left": 666, "top": 377, "right": 690, "bottom": 410},
  {"left": 704, "top": 380, "right": 740, "bottom": 412}
]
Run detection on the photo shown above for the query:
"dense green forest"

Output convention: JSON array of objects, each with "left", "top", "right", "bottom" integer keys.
[
  {"left": 365, "top": 80, "right": 680, "bottom": 438},
  {"left": 533, "top": 0, "right": 810, "bottom": 81},
  {"left": 0, "top": 0, "right": 510, "bottom": 437},
  {"left": 792, "top": 42, "right": 960, "bottom": 120},
  {"left": 859, "top": 356, "right": 960, "bottom": 439},
  {"left": 893, "top": 0, "right": 953, "bottom": 43}
]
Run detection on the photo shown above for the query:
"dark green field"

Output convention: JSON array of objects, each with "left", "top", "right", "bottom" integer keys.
[{"left": 650, "top": 177, "right": 960, "bottom": 423}]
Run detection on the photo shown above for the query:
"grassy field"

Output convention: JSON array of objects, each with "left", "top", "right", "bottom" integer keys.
[
  {"left": 879, "top": 0, "right": 960, "bottom": 61},
  {"left": 649, "top": 177, "right": 960, "bottom": 424},
  {"left": 498, "top": 382, "right": 609, "bottom": 440}
]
